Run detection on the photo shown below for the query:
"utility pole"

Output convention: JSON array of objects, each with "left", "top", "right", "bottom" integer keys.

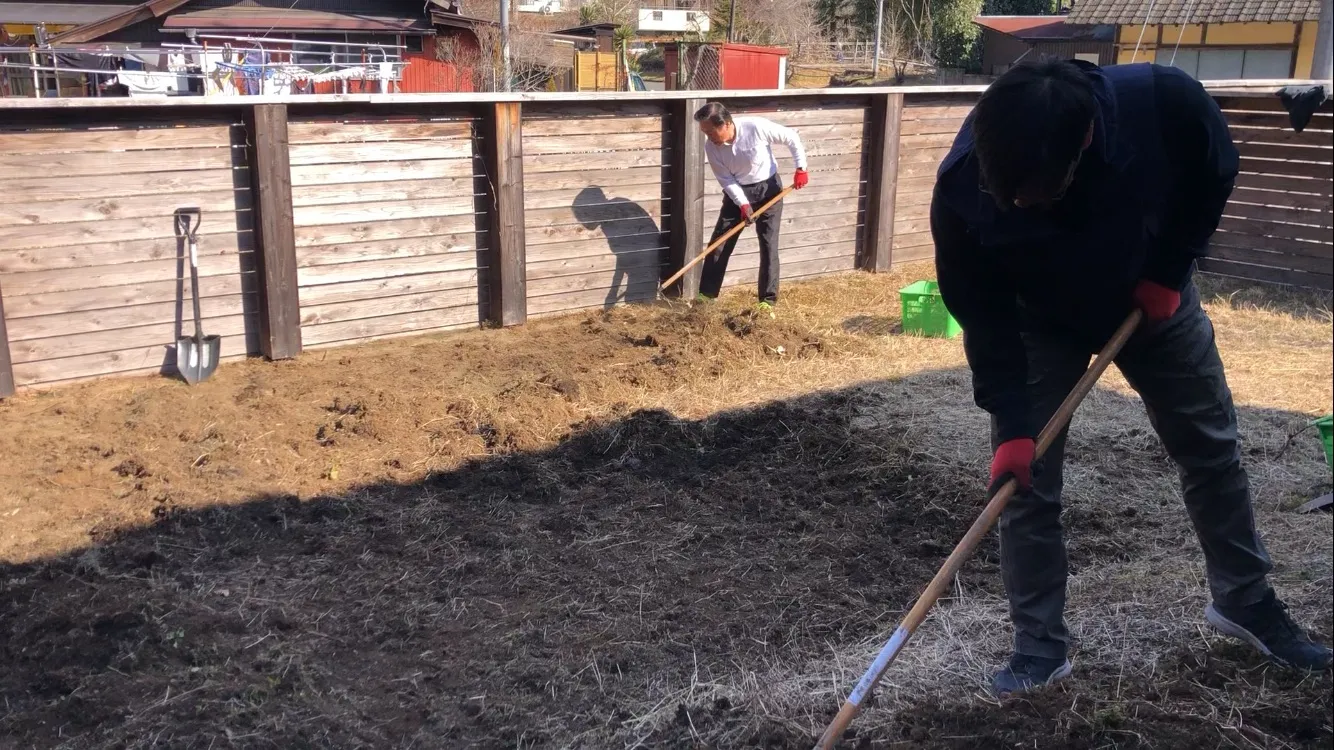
[
  {"left": 728, "top": 0, "right": 738, "bottom": 43},
  {"left": 499, "top": 0, "right": 513, "bottom": 92},
  {"left": 1314, "top": 0, "right": 1333, "bottom": 80},
  {"left": 871, "top": 0, "right": 885, "bottom": 79}
]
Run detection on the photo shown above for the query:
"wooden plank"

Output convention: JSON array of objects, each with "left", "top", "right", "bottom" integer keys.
[
  {"left": 483, "top": 101, "right": 527, "bottom": 326},
  {"left": 1198, "top": 257, "right": 1332, "bottom": 289},
  {"left": 895, "top": 190, "right": 934, "bottom": 209},
  {"left": 287, "top": 120, "right": 471, "bottom": 145},
  {"left": 4, "top": 211, "right": 249, "bottom": 253},
  {"left": 526, "top": 183, "right": 665, "bottom": 211},
  {"left": 9, "top": 312, "right": 256, "bottom": 364},
  {"left": 294, "top": 214, "right": 481, "bottom": 248},
  {"left": 0, "top": 168, "right": 247, "bottom": 205},
  {"left": 292, "top": 177, "right": 476, "bottom": 208},
  {"left": 297, "top": 233, "right": 478, "bottom": 268},
  {"left": 2, "top": 253, "right": 251, "bottom": 298},
  {"left": 0, "top": 232, "right": 252, "bottom": 274},
  {"left": 899, "top": 117, "right": 966, "bottom": 136},
  {"left": 0, "top": 189, "right": 247, "bottom": 228},
  {"left": 525, "top": 200, "right": 666, "bottom": 229},
  {"left": 892, "top": 231, "right": 933, "bottom": 251},
  {"left": 893, "top": 242, "right": 935, "bottom": 264},
  {"left": 0, "top": 281, "right": 13, "bottom": 397},
  {"left": 899, "top": 160, "right": 947, "bottom": 180},
  {"left": 1236, "top": 141, "right": 1334, "bottom": 163},
  {"left": 1228, "top": 125, "right": 1333, "bottom": 147},
  {"left": 898, "top": 146, "right": 952, "bottom": 165},
  {"left": 301, "top": 306, "right": 479, "bottom": 347},
  {"left": 894, "top": 202, "right": 930, "bottom": 221},
  {"left": 1213, "top": 229, "right": 1332, "bottom": 258},
  {"left": 1239, "top": 157, "right": 1334, "bottom": 179},
  {"left": 528, "top": 219, "right": 668, "bottom": 247},
  {"left": 526, "top": 233, "right": 668, "bottom": 263},
  {"left": 1219, "top": 216, "right": 1332, "bottom": 242},
  {"left": 901, "top": 104, "right": 976, "bottom": 121},
  {"left": 294, "top": 197, "right": 477, "bottom": 227},
  {"left": 527, "top": 149, "right": 669, "bottom": 174},
  {"left": 5, "top": 293, "right": 251, "bottom": 341},
  {"left": 11, "top": 345, "right": 250, "bottom": 389},
  {"left": 895, "top": 216, "right": 932, "bottom": 235},
  {"left": 0, "top": 124, "right": 236, "bottom": 155},
  {"left": 1224, "top": 200, "right": 1334, "bottom": 227},
  {"left": 1230, "top": 187, "right": 1333, "bottom": 211},
  {"left": 728, "top": 108, "right": 868, "bottom": 126},
  {"left": 898, "top": 176, "right": 937, "bottom": 194},
  {"left": 899, "top": 132, "right": 957, "bottom": 149},
  {"left": 0, "top": 147, "right": 239, "bottom": 178},
  {"left": 526, "top": 248, "right": 662, "bottom": 281},
  {"left": 527, "top": 280, "right": 660, "bottom": 315},
  {"left": 299, "top": 269, "right": 481, "bottom": 307},
  {"left": 2, "top": 272, "right": 251, "bottom": 319},
  {"left": 290, "top": 158, "right": 476, "bottom": 186},
  {"left": 522, "top": 115, "right": 667, "bottom": 137},
  {"left": 300, "top": 287, "right": 479, "bottom": 326},
  {"left": 526, "top": 264, "right": 667, "bottom": 297},
  {"left": 802, "top": 137, "right": 866, "bottom": 157},
  {"left": 288, "top": 139, "right": 472, "bottom": 166},
  {"left": 298, "top": 251, "right": 479, "bottom": 287},
  {"left": 1233, "top": 171, "right": 1333, "bottom": 195},
  {"left": 1206, "top": 243, "right": 1334, "bottom": 275},
  {"left": 246, "top": 104, "right": 302, "bottom": 361},
  {"left": 1221, "top": 110, "right": 1332, "bottom": 128},
  {"left": 523, "top": 132, "right": 665, "bottom": 155},
  {"left": 862, "top": 92, "right": 903, "bottom": 273},
  {"left": 523, "top": 165, "right": 670, "bottom": 192}
]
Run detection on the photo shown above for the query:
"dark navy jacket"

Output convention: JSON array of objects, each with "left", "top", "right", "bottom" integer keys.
[{"left": 931, "top": 62, "right": 1239, "bottom": 441}]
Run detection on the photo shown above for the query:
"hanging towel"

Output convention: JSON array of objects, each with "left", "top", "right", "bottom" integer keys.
[{"left": 1276, "top": 85, "right": 1328, "bottom": 132}]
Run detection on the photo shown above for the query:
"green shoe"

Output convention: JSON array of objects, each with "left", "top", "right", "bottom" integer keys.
[
  {"left": 694, "top": 293, "right": 715, "bottom": 305},
  {"left": 755, "top": 301, "right": 775, "bottom": 318}
]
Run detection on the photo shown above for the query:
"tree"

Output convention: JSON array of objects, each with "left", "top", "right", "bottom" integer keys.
[
  {"left": 931, "top": 0, "right": 984, "bottom": 70},
  {"left": 982, "top": 0, "right": 1057, "bottom": 14}
]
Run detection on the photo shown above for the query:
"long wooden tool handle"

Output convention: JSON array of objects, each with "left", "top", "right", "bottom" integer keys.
[
  {"left": 812, "top": 309, "right": 1143, "bottom": 750},
  {"left": 659, "top": 186, "right": 795, "bottom": 292}
]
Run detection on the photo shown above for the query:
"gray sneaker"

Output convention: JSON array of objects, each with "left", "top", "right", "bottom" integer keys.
[
  {"left": 1206, "top": 595, "right": 1333, "bottom": 672},
  {"left": 990, "top": 654, "right": 1073, "bottom": 697}
]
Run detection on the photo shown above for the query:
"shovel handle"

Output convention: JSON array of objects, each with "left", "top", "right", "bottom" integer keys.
[
  {"left": 812, "top": 309, "right": 1144, "bottom": 750},
  {"left": 659, "top": 186, "right": 793, "bottom": 293}
]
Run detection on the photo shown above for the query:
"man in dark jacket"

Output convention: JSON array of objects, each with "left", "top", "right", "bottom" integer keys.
[{"left": 931, "top": 60, "right": 1332, "bottom": 696}]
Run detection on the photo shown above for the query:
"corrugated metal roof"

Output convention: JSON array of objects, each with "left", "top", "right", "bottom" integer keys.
[
  {"left": 973, "top": 15, "right": 1115, "bottom": 40},
  {"left": 161, "top": 8, "right": 432, "bottom": 33},
  {"left": 0, "top": 3, "right": 135, "bottom": 25},
  {"left": 1066, "top": 0, "right": 1322, "bottom": 25}
]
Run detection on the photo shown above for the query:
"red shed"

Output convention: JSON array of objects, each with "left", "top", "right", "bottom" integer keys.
[{"left": 665, "top": 42, "right": 788, "bottom": 91}]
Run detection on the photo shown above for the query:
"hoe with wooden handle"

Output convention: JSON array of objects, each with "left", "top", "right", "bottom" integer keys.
[
  {"left": 659, "top": 186, "right": 795, "bottom": 295},
  {"left": 813, "top": 309, "right": 1144, "bottom": 750}
]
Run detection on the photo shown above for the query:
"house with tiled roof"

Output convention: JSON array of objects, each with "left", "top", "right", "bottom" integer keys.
[
  {"left": 1066, "top": 0, "right": 1325, "bottom": 79},
  {"left": 973, "top": 15, "right": 1117, "bottom": 76}
]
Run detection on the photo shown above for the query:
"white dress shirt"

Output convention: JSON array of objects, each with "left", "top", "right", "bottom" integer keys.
[{"left": 704, "top": 116, "right": 808, "bottom": 207}]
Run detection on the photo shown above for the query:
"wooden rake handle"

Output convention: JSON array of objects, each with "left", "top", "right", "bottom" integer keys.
[
  {"left": 659, "top": 186, "right": 795, "bottom": 293},
  {"left": 812, "top": 309, "right": 1144, "bottom": 750}
]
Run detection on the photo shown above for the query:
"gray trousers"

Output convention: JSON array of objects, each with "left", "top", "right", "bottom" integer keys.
[
  {"left": 699, "top": 174, "right": 784, "bottom": 303},
  {"left": 995, "top": 284, "right": 1274, "bottom": 661}
]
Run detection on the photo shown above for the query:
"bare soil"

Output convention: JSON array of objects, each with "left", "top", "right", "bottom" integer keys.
[{"left": 2, "top": 268, "right": 1331, "bottom": 749}]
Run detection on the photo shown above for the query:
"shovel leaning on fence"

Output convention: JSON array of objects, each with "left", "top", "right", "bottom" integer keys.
[
  {"left": 812, "top": 309, "right": 1145, "bottom": 750},
  {"left": 659, "top": 186, "right": 795, "bottom": 295},
  {"left": 175, "top": 207, "right": 221, "bottom": 386}
]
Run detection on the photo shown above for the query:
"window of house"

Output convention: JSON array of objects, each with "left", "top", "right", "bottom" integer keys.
[
  {"left": 404, "top": 35, "right": 424, "bottom": 54},
  {"left": 1155, "top": 47, "right": 1292, "bottom": 80},
  {"left": 1073, "top": 53, "right": 1100, "bottom": 64},
  {"left": 652, "top": 11, "right": 663, "bottom": 21}
]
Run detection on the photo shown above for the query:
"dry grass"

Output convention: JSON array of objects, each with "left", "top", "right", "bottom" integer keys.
[{"left": 1, "top": 263, "right": 1330, "bottom": 749}]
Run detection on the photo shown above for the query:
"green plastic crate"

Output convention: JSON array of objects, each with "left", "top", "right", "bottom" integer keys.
[
  {"left": 900, "top": 280, "right": 962, "bottom": 338},
  {"left": 1315, "top": 415, "right": 1333, "bottom": 469}
]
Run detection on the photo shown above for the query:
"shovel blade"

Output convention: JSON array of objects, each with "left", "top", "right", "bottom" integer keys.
[{"left": 176, "top": 335, "right": 222, "bottom": 385}]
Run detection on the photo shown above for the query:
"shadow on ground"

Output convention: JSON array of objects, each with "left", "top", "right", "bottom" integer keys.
[{"left": 2, "top": 370, "right": 1330, "bottom": 749}]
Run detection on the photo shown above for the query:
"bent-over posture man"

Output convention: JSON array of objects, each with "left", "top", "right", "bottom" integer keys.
[
  {"left": 694, "top": 102, "right": 808, "bottom": 311},
  {"left": 931, "top": 60, "right": 1332, "bottom": 696}
]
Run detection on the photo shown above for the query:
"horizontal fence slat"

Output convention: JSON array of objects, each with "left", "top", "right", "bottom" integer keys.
[
  {"left": 287, "top": 120, "right": 472, "bottom": 145},
  {"left": 522, "top": 132, "right": 665, "bottom": 156},
  {"left": 522, "top": 115, "right": 667, "bottom": 137},
  {"left": 1198, "top": 257, "right": 1332, "bottom": 289},
  {"left": 0, "top": 190, "right": 249, "bottom": 228},
  {"left": 294, "top": 197, "right": 477, "bottom": 227},
  {"left": 297, "top": 234, "right": 479, "bottom": 268},
  {"left": 0, "top": 168, "right": 248, "bottom": 205},
  {"left": 300, "top": 287, "right": 480, "bottom": 326},
  {"left": 5, "top": 293, "right": 252, "bottom": 342},
  {"left": 299, "top": 269, "right": 481, "bottom": 307},
  {"left": 11, "top": 346, "right": 248, "bottom": 389},
  {"left": 3, "top": 212, "right": 251, "bottom": 253},
  {"left": 2, "top": 253, "right": 251, "bottom": 298},
  {"left": 291, "top": 177, "right": 477, "bottom": 207},
  {"left": 527, "top": 149, "right": 670, "bottom": 174},
  {"left": 288, "top": 139, "right": 472, "bottom": 166},
  {"left": 0, "top": 232, "right": 253, "bottom": 275},
  {"left": 294, "top": 214, "right": 481, "bottom": 248},
  {"left": 290, "top": 158, "right": 475, "bottom": 186},
  {"left": 301, "top": 306, "right": 478, "bottom": 347},
  {"left": 9, "top": 312, "right": 256, "bottom": 364},
  {"left": 297, "top": 251, "right": 480, "bottom": 288},
  {"left": 2, "top": 273, "right": 251, "bottom": 319},
  {"left": 0, "top": 147, "right": 239, "bottom": 177}
]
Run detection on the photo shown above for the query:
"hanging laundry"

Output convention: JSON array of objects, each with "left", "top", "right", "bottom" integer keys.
[{"left": 118, "top": 70, "right": 185, "bottom": 96}]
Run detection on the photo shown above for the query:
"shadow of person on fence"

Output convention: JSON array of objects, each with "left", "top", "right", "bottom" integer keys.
[
  {"left": 3, "top": 364, "right": 1331, "bottom": 748},
  {"left": 571, "top": 186, "right": 666, "bottom": 309}
]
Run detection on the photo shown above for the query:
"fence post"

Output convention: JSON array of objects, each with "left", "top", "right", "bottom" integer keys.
[
  {"left": 0, "top": 281, "right": 14, "bottom": 397},
  {"left": 244, "top": 103, "right": 303, "bottom": 359},
  {"left": 666, "top": 98, "right": 706, "bottom": 299},
  {"left": 482, "top": 101, "right": 527, "bottom": 326},
  {"left": 861, "top": 92, "right": 905, "bottom": 273}
]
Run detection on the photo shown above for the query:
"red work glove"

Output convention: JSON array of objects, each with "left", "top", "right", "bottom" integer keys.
[
  {"left": 991, "top": 438, "right": 1036, "bottom": 495},
  {"left": 739, "top": 203, "right": 753, "bottom": 225},
  {"left": 793, "top": 169, "right": 809, "bottom": 189},
  {"left": 1132, "top": 280, "right": 1181, "bottom": 324}
]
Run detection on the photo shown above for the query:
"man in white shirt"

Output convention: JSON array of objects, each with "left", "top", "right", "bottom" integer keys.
[{"left": 694, "top": 102, "right": 808, "bottom": 311}]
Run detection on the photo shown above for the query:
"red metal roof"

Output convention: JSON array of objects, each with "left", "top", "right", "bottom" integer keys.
[{"left": 973, "top": 15, "right": 1113, "bottom": 41}]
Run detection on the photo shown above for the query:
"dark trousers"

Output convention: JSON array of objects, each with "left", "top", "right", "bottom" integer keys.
[
  {"left": 699, "top": 174, "right": 784, "bottom": 303},
  {"left": 995, "top": 283, "right": 1274, "bottom": 661}
]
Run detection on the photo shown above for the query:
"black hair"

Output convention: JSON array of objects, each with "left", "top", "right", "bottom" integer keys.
[
  {"left": 693, "top": 101, "right": 732, "bottom": 127},
  {"left": 972, "top": 60, "right": 1097, "bottom": 206}
]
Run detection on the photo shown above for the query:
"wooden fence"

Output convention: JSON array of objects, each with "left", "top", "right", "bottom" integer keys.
[{"left": 0, "top": 83, "right": 1329, "bottom": 395}]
